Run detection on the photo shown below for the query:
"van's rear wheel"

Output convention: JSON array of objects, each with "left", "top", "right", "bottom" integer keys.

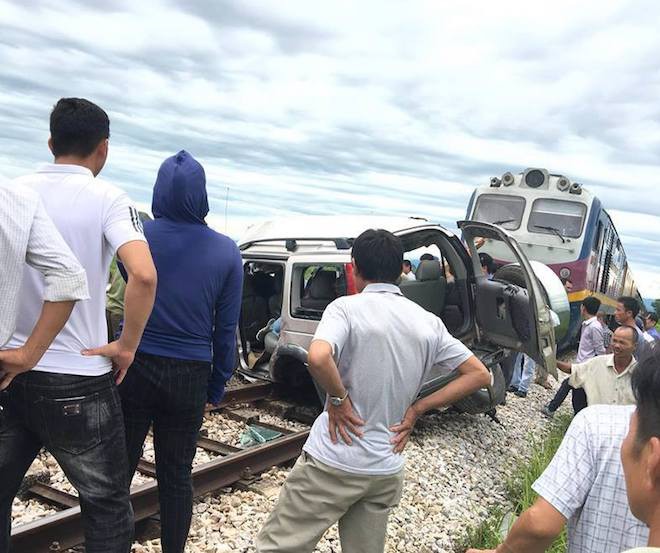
[{"left": 272, "top": 356, "right": 323, "bottom": 407}]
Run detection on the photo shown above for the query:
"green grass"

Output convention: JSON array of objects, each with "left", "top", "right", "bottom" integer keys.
[{"left": 454, "top": 413, "right": 573, "bottom": 552}]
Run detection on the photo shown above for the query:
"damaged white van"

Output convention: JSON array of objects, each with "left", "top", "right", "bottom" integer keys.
[{"left": 235, "top": 216, "right": 568, "bottom": 415}]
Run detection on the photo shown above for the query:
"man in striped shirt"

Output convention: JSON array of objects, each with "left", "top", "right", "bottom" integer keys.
[{"left": 0, "top": 178, "right": 88, "bottom": 387}]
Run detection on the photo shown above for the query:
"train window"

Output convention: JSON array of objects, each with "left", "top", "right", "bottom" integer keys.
[
  {"left": 472, "top": 194, "right": 525, "bottom": 230},
  {"left": 527, "top": 199, "right": 586, "bottom": 238}
]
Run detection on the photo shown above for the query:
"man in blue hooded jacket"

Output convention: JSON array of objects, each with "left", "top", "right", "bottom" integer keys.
[{"left": 119, "top": 151, "right": 242, "bottom": 553}]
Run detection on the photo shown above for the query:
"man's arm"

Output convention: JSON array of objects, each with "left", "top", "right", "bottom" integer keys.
[
  {"left": 467, "top": 497, "right": 566, "bottom": 553},
  {"left": 0, "top": 302, "right": 75, "bottom": 389},
  {"left": 83, "top": 241, "right": 156, "bottom": 383},
  {"left": 208, "top": 247, "right": 243, "bottom": 406},
  {"left": 557, "top": 360, "right": 572, "bottom": 373},
  {"left": 308, "top": 339, "right": 365, "bottom": 445},
  {"left": 390, "top": 355, "right": 490, "bottom": 453}
]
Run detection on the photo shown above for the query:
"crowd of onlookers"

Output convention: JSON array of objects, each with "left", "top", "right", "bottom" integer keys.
[{"left": 0, "top": 97, "right": 658, "bottom": 553}]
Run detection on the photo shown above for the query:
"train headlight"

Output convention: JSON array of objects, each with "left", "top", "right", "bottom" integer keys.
[
  {"left": 559, "top": 267, "right": 571, "bottom": 279},
  {"left": 524, "top": 169, "right": 546, "bottom": 188},
  {"left": 502, "top": 172, "right": 515, "bottom": 186}
]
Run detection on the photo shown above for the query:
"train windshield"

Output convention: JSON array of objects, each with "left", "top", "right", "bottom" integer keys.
[
  {"left": 472, "top": 194, "right": 525, "bottom": 230},
  {"left": 527, "top": 198, "right": 586, "bottom": 238}
]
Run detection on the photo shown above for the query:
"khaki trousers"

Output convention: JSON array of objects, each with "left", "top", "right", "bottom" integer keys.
[{"left": 256, "top": 451, "right": 404, "bottom": 553}]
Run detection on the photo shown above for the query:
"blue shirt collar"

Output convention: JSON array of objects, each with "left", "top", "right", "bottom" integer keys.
[{"left": 362, "top": 283, "right": 403, "bottom": 295}]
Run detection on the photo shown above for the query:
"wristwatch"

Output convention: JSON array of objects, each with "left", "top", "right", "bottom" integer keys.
[{"left": 329, "top": 391, "right": 349, "bottom": 407}]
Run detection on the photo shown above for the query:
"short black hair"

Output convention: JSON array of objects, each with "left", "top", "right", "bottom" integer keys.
[
  {"left": 581, "top": 296, "right": 601, "bottom": 316},
  {"left": 420, "top": 253, "right": 436, "bottom": 261},
  {"left": 478, "top": 252, "right": 496, "bottom": 274},
  {"left": 617, "top": 296, "right": 640, "bottom": 318},
  {"left": 352, "top": 229, "right": 403, "bottom": 284},
  {"left": 50, "top": 98, "right": 110, "bottom": 158},
  {"left": 616, "top": 325, "right": 638, "bottom": 344},
  {"left": 402, "top": 259, "right": 412, "bottom": 269},
  {"left": 647, "top": 312, "right": 659, "bottom": 324},
  {"left": 631, "top": 342, "right": 660, "bottom": 453}
]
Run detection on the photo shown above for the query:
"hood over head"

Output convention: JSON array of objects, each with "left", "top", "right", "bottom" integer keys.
[{"left": 152, "top": 150, "right": 209, "bottom": 224}]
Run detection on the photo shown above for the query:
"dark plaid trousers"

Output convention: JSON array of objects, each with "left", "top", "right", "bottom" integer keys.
[{"left": 120, "top": 352, "right": 210, "bottom": 553}]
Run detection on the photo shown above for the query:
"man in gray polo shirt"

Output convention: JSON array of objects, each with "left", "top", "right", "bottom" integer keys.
[{"left": 256, "top": 229, "right": 490, "bottom": 553}]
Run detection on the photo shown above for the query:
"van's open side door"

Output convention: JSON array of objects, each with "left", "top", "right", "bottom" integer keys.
[{"left": 459, "top": 220, "right": 557, "bottom": 377}]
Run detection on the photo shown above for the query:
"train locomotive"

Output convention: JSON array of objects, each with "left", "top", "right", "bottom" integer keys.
[{"left": 466, "top": 168, "right": 642, "bottom": 350}]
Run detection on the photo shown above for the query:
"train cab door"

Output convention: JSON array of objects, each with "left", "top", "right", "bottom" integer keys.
[{"left": 459, "top": 221, "right": 558, "bottom": 378}]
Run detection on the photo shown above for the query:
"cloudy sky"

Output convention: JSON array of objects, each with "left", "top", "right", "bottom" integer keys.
[{"left": 2, "top": 0, "right": 660, "bottom": 298}]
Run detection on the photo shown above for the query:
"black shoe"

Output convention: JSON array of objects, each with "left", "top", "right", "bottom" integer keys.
[
  {"left": 507, "top": 385, "right": 518, "bottom": 393},
  {"left": 514, "top": 389, "right": 528, "bottom": 398},
  {"left": 541, "top": 405, "right": 555, "bottom": 419}
]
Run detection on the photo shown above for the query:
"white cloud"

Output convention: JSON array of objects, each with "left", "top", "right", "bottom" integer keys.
[{"left": 1, "top": 0, "right": 660, "bottom": 297}]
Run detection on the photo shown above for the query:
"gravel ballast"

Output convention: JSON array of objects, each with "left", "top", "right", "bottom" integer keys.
[{"left": 11, "top": 378, "right": 571, "bottom": 553}]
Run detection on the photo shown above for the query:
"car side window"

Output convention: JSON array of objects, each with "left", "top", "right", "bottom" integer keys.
[{"left": 292, "top": 264, "right": 347, "bottom": 320}]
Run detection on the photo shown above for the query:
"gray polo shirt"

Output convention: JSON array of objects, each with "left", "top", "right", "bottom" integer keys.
[{"left": 303, "top": 283, "right": 473, "bottom": 475}]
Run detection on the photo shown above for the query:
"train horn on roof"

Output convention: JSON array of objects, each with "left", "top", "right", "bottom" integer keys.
[
  {"left": 570, "top": 182, "right": 582, "bottom": 195},
  {"left": 502, "top": 172, "right": 515, "bottom": 186},
  {"left": 490, "top": 177, "right": 501, "bottom": 187}
]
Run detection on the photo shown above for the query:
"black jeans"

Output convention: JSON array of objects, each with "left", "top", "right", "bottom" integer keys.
[
  {"left": 120, "top": 352, "right": 210, "bottom": 553},
  {"left": 547, "top": 379, "right": 588, "bottom": 414},
  {"left": 0, "top": 371, "right": 133, "bottom": 553}
]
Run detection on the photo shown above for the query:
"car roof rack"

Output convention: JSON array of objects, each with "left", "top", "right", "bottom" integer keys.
[{"left": 239, "top": 237, "right": 354, "bottom": 252}]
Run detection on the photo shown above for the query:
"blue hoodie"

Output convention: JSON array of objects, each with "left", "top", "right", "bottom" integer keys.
[{"left": 138, "top": 151, "right": 243, "bottom": 404}]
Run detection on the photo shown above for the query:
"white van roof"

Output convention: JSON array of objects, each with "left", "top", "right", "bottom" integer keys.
[{"left": 238, "top": 215, "right": 431, "bottom": 248}]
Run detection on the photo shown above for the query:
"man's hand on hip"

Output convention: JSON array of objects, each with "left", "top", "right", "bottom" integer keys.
[
  {"left": 328, "top": 396, "right": 365, "bottom": 445},
  {"left": 82, "top": 340, "right": 135, "bottom": 385},
  {"left": 389, "top": 404, "right": 421, "bottom": 453},
  {"left": 0, "top": 348, "right": 37, "bottom": 390}
]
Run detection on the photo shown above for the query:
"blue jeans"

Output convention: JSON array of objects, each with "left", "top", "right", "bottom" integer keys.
[
  {"left": 120, "top": 352, "right": 210, "bottom": 553},
  {"left": 0, "top": 371, "right": 133, "bottom": 553},
  {"left": 510, "top": 354, "right": 535, "bottom": 393}
]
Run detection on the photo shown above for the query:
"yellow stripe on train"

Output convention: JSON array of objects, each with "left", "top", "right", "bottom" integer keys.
[{"left": 567, "top": 290, "right": 618, "bottom": 310}]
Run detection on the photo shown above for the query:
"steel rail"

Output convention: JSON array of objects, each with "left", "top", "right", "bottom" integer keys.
[
  {"left": 11, "top": 429, "right": 309, "bottom": 553},
  {"left": 213, "top": 381, "right": 275, "bottom": 410}
]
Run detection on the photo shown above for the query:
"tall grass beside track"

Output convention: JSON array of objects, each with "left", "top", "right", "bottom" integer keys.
[{"left": 455, "top": 413, "right": 573, "bottom": 552}]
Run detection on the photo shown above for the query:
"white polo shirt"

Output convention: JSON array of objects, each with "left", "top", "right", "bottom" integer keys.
[
  {"left": 304, "top": 283, "right": 473, "bottom": 475},
  {"left": 533, "top": 405, "right": 648, "bottom": 553},
  {"left": 569, "top": 354, "right": 636, "bottom": 406},
  {"left": 6, "top": 164, "right": 146, "bottom": 376}
]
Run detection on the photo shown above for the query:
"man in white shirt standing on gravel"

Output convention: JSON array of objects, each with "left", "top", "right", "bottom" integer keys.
[
  {"left": 556, "top": 325, "right": 638, "bottom": 407},
  {"left": 256, "top": 229, "right": 491, "bottom": 553},
  {"left": 0, "top": 98, "right": 157, "bottom": 553},
  {"left": 0, "top": 178, "right": 89, "bottom": 385},
  {"left": 542, "top": 296, "right": 605, "bottom": 418}
]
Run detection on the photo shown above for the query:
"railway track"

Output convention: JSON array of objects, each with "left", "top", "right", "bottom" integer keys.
[{"left": 10, "top": 382, "right": 312, "bottom": 553}]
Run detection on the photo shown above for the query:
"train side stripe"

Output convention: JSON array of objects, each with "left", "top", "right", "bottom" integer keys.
[{"left": 567, "top": 290, "right": 618, "bottom": 309}]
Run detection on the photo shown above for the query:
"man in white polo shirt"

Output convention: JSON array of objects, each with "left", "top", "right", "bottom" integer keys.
[
  {"left": 256, "top": 229, "right": 490, "bottom": 552},
  {"left": 0, "top": 98, "right": 157, "bottom": 553}
]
